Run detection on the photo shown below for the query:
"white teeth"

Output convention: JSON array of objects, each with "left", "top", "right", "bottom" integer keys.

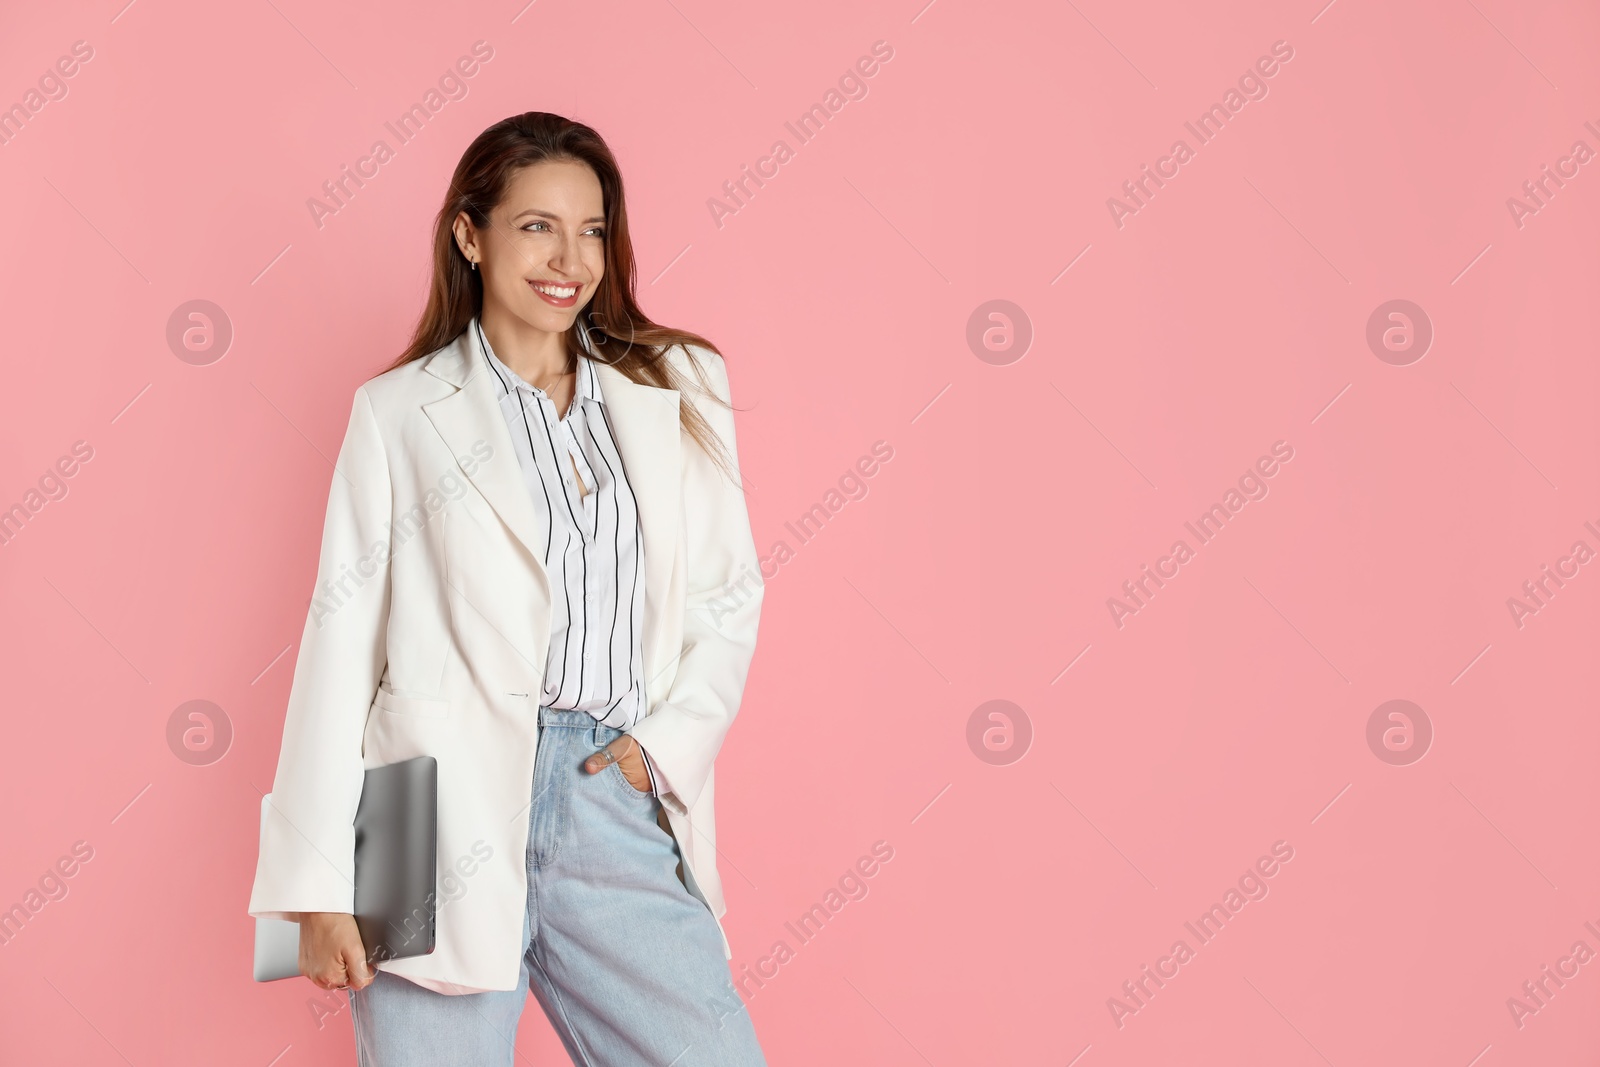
[{"left": 533, "top": 282, "right": 577, "bottom": 298}]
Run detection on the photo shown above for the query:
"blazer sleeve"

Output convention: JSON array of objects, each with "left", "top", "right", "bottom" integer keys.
[
  {"left": 641, "top": 747, "right": 669, "bottom": 798},
  {"left": 248, "top": 385, "right": 393, "bottom": 921},
  {"left": 625, "top": 347, "right": 764, "bottom": 813}
]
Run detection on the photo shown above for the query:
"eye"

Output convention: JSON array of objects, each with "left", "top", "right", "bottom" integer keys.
[
  {"left": 522, "top": 220, "right": 549, "bottom": 232},
  {"left": 585, "top": 227, "right": 606, "bottom": 238}
]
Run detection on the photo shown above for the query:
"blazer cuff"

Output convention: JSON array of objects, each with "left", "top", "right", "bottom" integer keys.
[
  {"left": 640, "top": 747, "right": 670, "bottom": 799},
  {"left": 625, "top": 701, "right": 730, "bottom": 812}
]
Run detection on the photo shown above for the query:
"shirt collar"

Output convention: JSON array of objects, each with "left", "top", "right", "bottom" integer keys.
[{"left": 474, "top": 317, "right": 602, "bottom": 407}]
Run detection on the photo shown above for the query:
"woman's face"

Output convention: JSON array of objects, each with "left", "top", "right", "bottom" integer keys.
[{"left": 459, "top": 158, "right": 606, "bottom": 335}]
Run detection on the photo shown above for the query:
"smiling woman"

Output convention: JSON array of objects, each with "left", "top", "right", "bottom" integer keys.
[
  {"left": 450, "top": 158, "right": 611, "bottom": 404},
  {"left": 249, "top": 112, "right": 770, "bottom": 1067}
]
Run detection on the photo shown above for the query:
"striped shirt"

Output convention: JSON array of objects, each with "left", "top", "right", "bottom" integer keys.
[{"left": 475, "top": 319, "right": 666, "bottom": 796}]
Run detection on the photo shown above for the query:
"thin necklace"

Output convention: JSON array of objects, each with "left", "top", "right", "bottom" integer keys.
[
  {"left": 479, "top": 319, "right": 575, "bottom": 396},
  {"left": 531, "top": 357, "right": 575, "bottom": 396}
]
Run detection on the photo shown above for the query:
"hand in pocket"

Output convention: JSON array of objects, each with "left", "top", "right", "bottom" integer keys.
[{"left": 583, "top": 734, "right": 652, "bottom": 794}]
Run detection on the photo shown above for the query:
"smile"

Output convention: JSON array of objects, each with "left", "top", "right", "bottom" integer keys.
[{"left": 529, "top": 280, "right": 580, "bottom": 307}]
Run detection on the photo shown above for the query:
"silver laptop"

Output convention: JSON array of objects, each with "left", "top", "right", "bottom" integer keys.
[{"left": 253, "top": 757, "right": 438, "bottom": 982}]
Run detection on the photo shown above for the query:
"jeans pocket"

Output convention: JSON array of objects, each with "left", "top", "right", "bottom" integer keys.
[{"left": 605, "top": 759, "right": 654, "bottom": 801}]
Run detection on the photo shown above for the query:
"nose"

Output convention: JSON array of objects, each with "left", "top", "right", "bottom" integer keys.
[{"left": 548, "top": 233, "right": 580, "bottom": 278}]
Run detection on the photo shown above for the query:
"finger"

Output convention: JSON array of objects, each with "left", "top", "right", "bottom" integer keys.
[
  {"left": 582, "top": 737, "right": 631, "bottom": 774},
  {"left": 315, "top": 954, "right": 348, "bottom": 990},
  {"left": 342, "top": 943, "right": 372, "bottom": 989}
]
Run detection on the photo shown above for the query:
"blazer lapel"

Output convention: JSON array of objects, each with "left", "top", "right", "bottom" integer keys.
[
  {"left": 418, "top": 322, "right": 682, "bottom": 679},
  {"left": 422, "top": 330, "right": 552, "bottom": 599}
]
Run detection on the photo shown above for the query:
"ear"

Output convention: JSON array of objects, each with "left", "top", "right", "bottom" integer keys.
[{"left": 450, "top": 210, "right": 478, "bottom": 262}]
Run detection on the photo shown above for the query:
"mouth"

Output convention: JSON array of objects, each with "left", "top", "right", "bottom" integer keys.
[{"left": 528, "top": 279, "right": 581, "bottom": 308}]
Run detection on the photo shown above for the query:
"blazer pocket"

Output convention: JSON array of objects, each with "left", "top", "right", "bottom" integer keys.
[{"left": 373, "top": 685, "right": 455, "bottom": 720}]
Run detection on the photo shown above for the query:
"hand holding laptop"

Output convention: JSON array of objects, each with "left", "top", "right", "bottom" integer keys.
[{"left": 299, "top": 912, "right": 374, "bottom": 991}]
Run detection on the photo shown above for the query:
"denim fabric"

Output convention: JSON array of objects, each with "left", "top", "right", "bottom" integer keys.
[{"left": 347, "top": 707, "right": 766, "bottom": 1066}]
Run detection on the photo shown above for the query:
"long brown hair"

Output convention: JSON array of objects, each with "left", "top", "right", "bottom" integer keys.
[{"left": 388, "top": 111, "right": 735, "bottom": 478}]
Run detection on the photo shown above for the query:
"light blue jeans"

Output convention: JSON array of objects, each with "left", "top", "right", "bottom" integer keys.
[{"left": 347, "top": 707, "right": 767, "bottom": 1066}]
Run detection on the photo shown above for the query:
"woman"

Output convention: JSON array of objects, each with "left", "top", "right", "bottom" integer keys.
[{"left": 248, "top": 112, "right": 768, "bottom": 1066}]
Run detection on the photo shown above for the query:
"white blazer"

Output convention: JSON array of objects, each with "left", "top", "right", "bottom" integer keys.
[{"left": 247, "top": 323, "right": 764, "bottom": 995}]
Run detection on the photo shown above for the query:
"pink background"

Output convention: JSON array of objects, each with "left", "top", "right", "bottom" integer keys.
[{"left": 2, "top": 0, "right": 1597, "bottom": 1063}]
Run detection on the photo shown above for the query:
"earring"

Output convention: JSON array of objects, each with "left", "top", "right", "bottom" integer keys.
[{"left": 470, "top": 259, "right": 478, "bottom": 271}]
